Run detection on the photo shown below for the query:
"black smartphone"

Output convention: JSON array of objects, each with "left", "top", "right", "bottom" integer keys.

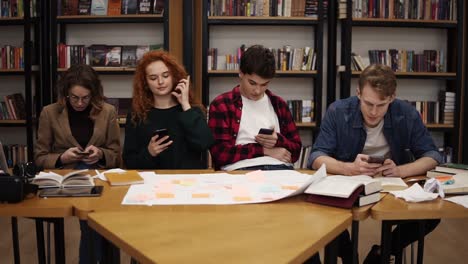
[
  {"left": 368, "top": 155, "right": 385, "bottom": 164},
  {"left": 76, "top": 150, "right": 90, "bottom": 157},
  {"left": 258, "top": 128, "right": 274, "bottom": 135},
  {"left": 38, "top": 186, "right": 103, "bottom": 197},
  {"left": 153, "top": 128, "right": 170, "bottom": 143}
]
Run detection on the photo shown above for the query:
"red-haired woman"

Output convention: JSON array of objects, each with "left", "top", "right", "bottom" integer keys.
[{"left": 123, "top": 50, "right": 214, "bottom": 169}]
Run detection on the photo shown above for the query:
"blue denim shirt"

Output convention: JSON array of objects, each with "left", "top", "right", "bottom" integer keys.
[{"left": 308, "top": 96, "right": 442, "bottom": 168}]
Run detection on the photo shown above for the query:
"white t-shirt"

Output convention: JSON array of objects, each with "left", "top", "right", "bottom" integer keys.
[
  {"left": 222, "top": 94, "right": 286, "bottom": 171},
  {"left": 362, "top": 120, "right": 391, "bottom": 158}
]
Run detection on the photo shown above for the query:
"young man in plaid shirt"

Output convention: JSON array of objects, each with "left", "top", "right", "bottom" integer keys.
[{"left": 208, "top": 45, "right": 301, "bottom": 171}]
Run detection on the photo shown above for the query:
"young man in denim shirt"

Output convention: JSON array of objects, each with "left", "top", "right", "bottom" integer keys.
[{"left": 308, "top": 64, "right": 442, "bottom": 263}]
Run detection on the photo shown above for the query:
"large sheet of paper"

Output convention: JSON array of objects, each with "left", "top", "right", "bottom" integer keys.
[{"left": 121, "top": 169, "right": 324, "bottom": 205}]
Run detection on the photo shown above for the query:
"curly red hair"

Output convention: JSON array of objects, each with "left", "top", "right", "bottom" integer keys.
[{"left": 131, "top": 50, "right": 203, "bottom": 124}]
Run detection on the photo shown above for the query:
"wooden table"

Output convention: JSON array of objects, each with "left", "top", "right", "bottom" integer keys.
[
  {"left": 371, "top": 194, "right": 468, "bottom": 264},
  {"left": 87, "top": 197, "right": 352, "bottom": 264},
  {"left": 0, "top": 192, "right": 75, "bottom": 264}
]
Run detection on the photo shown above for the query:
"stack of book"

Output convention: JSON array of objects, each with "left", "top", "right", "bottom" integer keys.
[
  {"left": 305, "top": 175, "right": 383, "bottom": 208},
  {"left": 0, "top": 93, "right": 26, "bottom": 120},
  {"left": 426, "top": 163, "right": 468, "bottom": 195},
  {"left": 60, "top": 0, "right": 165, "bottom": 16},
  {"left": 439, "top": 91, "right": 455, "bottom": 125}
]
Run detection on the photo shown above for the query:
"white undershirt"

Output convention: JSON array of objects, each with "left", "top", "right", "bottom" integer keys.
[
  {"left": 362, "top": 120, "right": 391, "bottom": 158},
  {"left": 222, "top": 94, "right": 284, "bottom": 171}
]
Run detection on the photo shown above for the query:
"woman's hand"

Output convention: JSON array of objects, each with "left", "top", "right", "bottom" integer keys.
[
  {"left": 60, "top": 147, "right": 87, "bottom": 164},
  {"left": 172, "top": 75, "right": 191, "bottom": 111},
  {"left": 147, "top": 135, "right": 173, "bottom": 157},
  {"left": 82, "top": 145, "right": 103, "bottom": 165}
]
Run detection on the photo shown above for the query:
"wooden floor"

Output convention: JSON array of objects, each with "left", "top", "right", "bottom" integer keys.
[{"left": 0, "top": 216, "right": 467, "bottom": 263}]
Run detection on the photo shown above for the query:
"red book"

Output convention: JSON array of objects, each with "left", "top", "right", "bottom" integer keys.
[{"left": 306, "top": 185, "right": 364, "bottom": 209}]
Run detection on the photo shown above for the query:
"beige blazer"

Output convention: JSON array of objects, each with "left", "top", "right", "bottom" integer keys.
[{"left": 34, "top": 102, "right": 121, "bottom": 169}]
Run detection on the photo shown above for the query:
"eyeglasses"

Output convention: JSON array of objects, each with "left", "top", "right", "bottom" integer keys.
[{"left": 67, "top": 94, "right": 91, "bottom": 103}]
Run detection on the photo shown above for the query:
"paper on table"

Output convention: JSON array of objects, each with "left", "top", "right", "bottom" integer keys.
[
  {"left": 390, "top": 183, "right": 439, "bottom": 202},
  {"left": 444, "top": 195, "right": 468, "bottom": 208},
  {"left": 121, "top": 168, "right": 324, "bottom": 205},
  {"left": 92, "top": 168, "right": 127, "bottom": 181}
]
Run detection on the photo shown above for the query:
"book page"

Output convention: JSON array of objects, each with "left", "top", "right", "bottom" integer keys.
[{"left": 32, "top": 172, "right": 64, "bottom": 188}]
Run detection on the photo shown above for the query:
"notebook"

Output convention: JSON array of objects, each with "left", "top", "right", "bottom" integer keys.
[{"left": 104, "top": 170, "right": 144, "bottom": 186}]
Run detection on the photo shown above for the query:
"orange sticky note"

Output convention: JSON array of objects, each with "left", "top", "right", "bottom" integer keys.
[
  {"left": 233, "top": 196, "right": 252, "bottom": 202},
  {"left": 156, "top": 193, "right": 175, "bottom": 198},
  {"left": 192, "top": 193, "right": 210, "bottom": 198},
  {"left": 282, "top": 185, "right": 299, "bottom": 190}
]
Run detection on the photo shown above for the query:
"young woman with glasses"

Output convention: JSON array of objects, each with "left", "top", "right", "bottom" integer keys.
[{"left": 34, "top": 64, "right": 121, "bottom": 169}]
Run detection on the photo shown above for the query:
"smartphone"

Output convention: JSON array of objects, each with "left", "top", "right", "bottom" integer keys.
[
  {"left": 258, "top": 128, "right": 274, "bottom": 135},
  {"left": 153, "top": 128, "right": 170, "bottom": 143},
  {"left": 368, "top": 155, "right": 386, "bottom": 164},
  {"left": 76, "top": 150, "right": 90, "bottom": 157},
  {"left": 39, "top": 186, "right": 103, "bottom": 198}
]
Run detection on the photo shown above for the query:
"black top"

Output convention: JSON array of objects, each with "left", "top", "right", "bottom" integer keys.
[
  {"left": 123, "top": 105, "right": 214, "bottom": 169},
  {"left": 67, "top": 102, "right": 93, "bottom": 149}
]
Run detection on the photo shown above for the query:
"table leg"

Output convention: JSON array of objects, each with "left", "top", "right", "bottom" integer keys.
[
  {"left": 102, "top": 237, "right": 120, "bottom": 263},
  {"left": 11, "top": 217, "right": 20, "bottom": 264},
  {"left": 417, "top": 221, "right": 425, "bottom": 264},
  {"left": 351, "top": 220, "right": 359, "bottom": 264},
  {"left": 35, "top": 218, "right": 46, "bottom": 264},
  {"left": 380, "top": 221, "right": 392, "bottom": 264},
  {"left": 53, "top": 218, "right": 66, "bottom": 264},
  {"left": 324, "top": 234, "right": 339, "bottom": 264}
]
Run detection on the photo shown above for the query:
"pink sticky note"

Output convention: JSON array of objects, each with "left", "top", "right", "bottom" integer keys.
[{"left": 246, "top": 170, "right": 266, "bottom": 182}]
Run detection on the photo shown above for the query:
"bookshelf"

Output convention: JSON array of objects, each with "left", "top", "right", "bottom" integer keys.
[
  {"left": 335, "top": 0, "right": 464, "bottom": 161},
  {"left": 0, "top": 0, "right": 40, "bottom": 166},
  {"left": 46, "top": 0, "right": 170, "bottom": 124},
  {"left": 201, "top": 0, "right": 326, "bottom": 138}
]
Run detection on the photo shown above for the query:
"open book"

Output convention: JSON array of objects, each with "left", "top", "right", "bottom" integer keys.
[
  {"left": 305, "top": 175, "right": 382, "bottom": 198},
  {"left": 32, "top": 169, "right": 94, "bottom": 188}
]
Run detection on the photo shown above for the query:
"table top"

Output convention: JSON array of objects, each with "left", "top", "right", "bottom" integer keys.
[
  {"left": 371, "top": 194, "right": 468, "bottom": 220},
  {"left": 88, "top": 197, "right": 352, "bottom": 264}
]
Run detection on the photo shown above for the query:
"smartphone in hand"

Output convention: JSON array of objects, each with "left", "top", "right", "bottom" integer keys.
[
  {"left": 76, "top": 150, "right": 90, "bottom": 157},
  {"left": 258, "top": 128, "right": 274, "bottom": 135},
  {"left": 153, "top": 128, "right": 170, "bottom": 143},
  {"left": 368, "top": 155, "right": 385, "bottom": 164}
]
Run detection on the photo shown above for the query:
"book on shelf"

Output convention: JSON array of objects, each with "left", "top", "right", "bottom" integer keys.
[
  {"left": 78, "top": 0, "right": 92, "bottom": 15},
  {"left": 138, "top": 0, "right": 152, "bottom": 14},
  {"left": 91, "top": 0, "right": 108, "bottom": 15},
  {"left": 104, "top": 170, "right": 144, "bottom": 186},
  {"left": 121, "top": 0, "right": 137, "bottom": 14},
  {"left": 0, "top": 93, "right": 26, "bottom": 120},
  {"left": 88, "top": 44, "right": 108, "bottom": 67},
  {"left": 107, "top": 0, "right": 121, "bottom": 15},
  {"left": 121, "top": 45, "right": 137, "bottom": 67},
  {"left": 105, "top": 97, "right": 131, "bottom": 118},
  {"left": 32, "top": 169, "right": 94, "bottom": 189},
  {"left": 305, "top": 175, "right": 382, "bottom": 198},
  {"left": 63, "top": 0, "right": 79, "bottom": 16},
  {"left": 153, "top": 0, "right": 165, "bottom": 15},
  {"left": 136, "top": 45, "right": 150, "bottom": 63},
  {"left": 105, "top": 46, "right": 122, "bottom": 67}
]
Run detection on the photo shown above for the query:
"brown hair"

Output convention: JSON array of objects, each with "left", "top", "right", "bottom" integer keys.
[
  {"left": 358, "top": 64, "right": 397, "bottom": 99},
  {"left": 57, "top": 64, "right": 104, "bottom": 119},
  {"left": 131, "top": 50, "right": 204, "bottom": 124},
  {"left": 240, "top": 44, "right": 276, "bottom": 79}
]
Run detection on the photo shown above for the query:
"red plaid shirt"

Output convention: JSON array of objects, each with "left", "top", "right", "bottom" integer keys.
[{"left": 208, "top": 86, "right": 302, "bottom": 169}]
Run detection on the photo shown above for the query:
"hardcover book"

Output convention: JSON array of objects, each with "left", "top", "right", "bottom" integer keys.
[
  {"left": 307, "top": 186, "right": 382, "bottom": 209},
  {"left": 121, "top": 0, "right": 137, "bottom": 14},
  {"left": 104, "top": 170, "right": 144, "bottom": 186},
  {"left": 107, "top": 0, "right": 121, "bottom": 15},
  {"left": 121, "top": 45, "right": 137, "bottom": 67},
  {"left": 153, "top": 0, "right": 164, "bottom": 15},
  {"left": 88, "top": 45, "right": 108, "bottom": 66},
  {"left": 138, "top": 0, "right": 152, "bottom": 14},
  {"left": 105, "top": 46, "right": 122, "bottom": 67},
  {"left": 78, "top": 0, "right": 91, "bottom": 15},
  {"left": 91, "top": 0, "right": 108, "bottom": 15},
  {"left": 305, "top": 175, "right": 382, "bottom": 198}
]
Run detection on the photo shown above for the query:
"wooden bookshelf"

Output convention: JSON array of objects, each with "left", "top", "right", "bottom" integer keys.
[
  {"left": 208, "top": 70, "right": 318, "bottom": 77},
  {"left": 295, "top": 122, "right": 316, "bottom": 128},
  {"left": 0, "top": 120, "right": 27, "bottom": 126},
  {"left": 350, "top": 71, "right": 457, "bottom": 79}
]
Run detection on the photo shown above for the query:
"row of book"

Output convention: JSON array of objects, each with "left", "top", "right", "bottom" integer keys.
[
  {"left": 351, "top": 49, "right": 445, "bottom": 73},
  {"left": 0, "top": 45, "right": 24, "bottom": 70},
  {"left": 293, "top": 145, "right": 311, "bottom": 169},
  {"left": 0, "top": 93, "right": 26, "bottom": 120},
  {"left": 57, "top": 43, "right": 163, "bottom": 69},
  {"left": 407, "top": 91, "right": 455, "bottom": 125},
  {"left": 59, "top": 0, "right": 164, "bottom": 16},
  {"left": 105, "top": 97, "right": 131, "bottom": 123},
  {"left": 351, "top": 0, "right": 457, "bottom": 21},
  {"left": 439, "top": 90, "right": 454, "bottom": 125},
  {"left": 1, "top": 143, "right": 28, "bottom": 167},
  {"left": 287, "top": 99, "right": 314, "bottom": 123},
  {"left": 207, "top": 46, "right": 317, "bottom": 71},
  {"left": 0, "top": 0, "right": 37, "bottom": 18},
  {"left": 208, "top": 0, "right": 328, "bottom": 18}
]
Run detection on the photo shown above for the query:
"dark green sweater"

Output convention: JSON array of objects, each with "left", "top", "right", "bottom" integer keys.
[{"left": 123, "top": 105, "right": 214, "bottom": 169}]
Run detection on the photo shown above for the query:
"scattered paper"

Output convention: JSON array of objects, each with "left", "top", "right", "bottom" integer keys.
[
  {"left": 390, "top": 183, "right": 439, "bottom": 202},
  {"left": 444, "top": 195, "right": 468, "bottom": 208}
]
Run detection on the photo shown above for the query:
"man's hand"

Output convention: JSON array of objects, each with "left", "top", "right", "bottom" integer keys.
[
  {"left": 376, "top": 159, "right": 401, "bottom": 177},
  {"left": 346, "top": 154, "right": 382, "bottom": 176},
  {"left": 263, "top": 147, "right": 291, "bottom": 163},
  {"left": 255, "top": 131, "right": 278, "bottom": 148},
  {"left": 148, "top": 134, "right": 173, "bottom": 157}
]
